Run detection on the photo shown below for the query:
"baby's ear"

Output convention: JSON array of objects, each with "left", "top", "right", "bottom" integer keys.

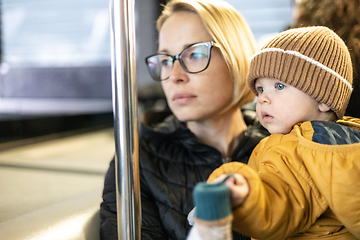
[{"left": 318, "top": 103, "right": 331, "bottom": 112}]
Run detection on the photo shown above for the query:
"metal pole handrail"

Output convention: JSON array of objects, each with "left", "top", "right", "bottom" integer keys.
[{"left": 109, "top": 0, "right": 141, "bottom": 239}]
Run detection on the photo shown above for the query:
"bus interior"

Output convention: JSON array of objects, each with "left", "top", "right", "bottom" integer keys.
[{"left": 0, "top": 0, "right": 293, "bottom": 239}]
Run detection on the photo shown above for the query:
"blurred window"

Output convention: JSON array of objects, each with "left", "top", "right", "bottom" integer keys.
[{"left": 2, "top": 0, "right": 110, "bottom": 68}]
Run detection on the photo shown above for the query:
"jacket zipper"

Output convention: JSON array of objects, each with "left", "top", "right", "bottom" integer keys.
[{"left": 222, "top": 157, "right": 232, "bottom": 163}]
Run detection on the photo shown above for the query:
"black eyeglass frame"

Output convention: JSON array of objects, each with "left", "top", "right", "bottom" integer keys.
[{"left": 145, "top": 41, "right": 218, "bottom": 81}]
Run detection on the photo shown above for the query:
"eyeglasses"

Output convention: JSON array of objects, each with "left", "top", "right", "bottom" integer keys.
[{"left": 145, "top": 41, "right": 218, "bottom": 81}]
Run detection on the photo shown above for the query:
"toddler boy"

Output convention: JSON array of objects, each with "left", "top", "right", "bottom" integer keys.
[{"left": 189, "top": 26, "right": 360, "bottom": 240}]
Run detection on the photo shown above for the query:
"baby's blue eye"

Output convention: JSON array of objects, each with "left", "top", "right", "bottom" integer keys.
[
  {"left": 256, "top": 86, "right": 264, "bottom": 94},
  {"left": 275, "top": 83, "right": 285, "bottom": 90}
]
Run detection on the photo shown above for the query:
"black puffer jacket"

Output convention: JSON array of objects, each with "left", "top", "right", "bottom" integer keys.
[{"left": 100, "top": 109, "right": 269, "bottom": 240}]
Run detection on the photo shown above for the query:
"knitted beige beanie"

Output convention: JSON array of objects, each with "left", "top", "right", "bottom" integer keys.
[{"left": 247, "top": 26, "right": 353, "bottom": 119}]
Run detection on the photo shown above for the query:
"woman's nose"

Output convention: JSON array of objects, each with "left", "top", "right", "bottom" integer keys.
[{"left": 168, "top": 60, "right": 189, "bottom": 83}]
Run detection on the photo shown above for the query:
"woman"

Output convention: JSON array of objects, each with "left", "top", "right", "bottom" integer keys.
[{"left": 100, "top": 0, "right": 268, "bottom": 239}]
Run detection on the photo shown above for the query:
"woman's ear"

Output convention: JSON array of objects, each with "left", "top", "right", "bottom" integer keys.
[{"left": 318, "top": 103, "right": 331, "bottom": 112}]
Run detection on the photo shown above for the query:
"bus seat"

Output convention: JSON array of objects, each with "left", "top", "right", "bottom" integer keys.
[{"left": 0, "top": 188, "right": 102, "bottom": 240}]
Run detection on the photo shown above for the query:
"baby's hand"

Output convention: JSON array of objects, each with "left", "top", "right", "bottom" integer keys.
[{"left": 212, "top": 174, "right": 249, "bottom": 208}]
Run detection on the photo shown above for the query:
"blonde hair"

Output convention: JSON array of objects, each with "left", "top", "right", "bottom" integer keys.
[{"left": 157, "top": 0, "right": 257, "bottom": 110}]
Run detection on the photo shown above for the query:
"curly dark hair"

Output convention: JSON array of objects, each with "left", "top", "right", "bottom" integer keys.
[
  {"left": 293, "top": 0, "right": 360, "bottom": 79},
  {"left": 292, "top": 0, "right": 360, "bottom": 117}
]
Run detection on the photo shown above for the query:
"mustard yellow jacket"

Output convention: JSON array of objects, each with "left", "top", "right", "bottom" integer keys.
[{"left": 208, "top": 117, "right": 360, "bottom": 240}]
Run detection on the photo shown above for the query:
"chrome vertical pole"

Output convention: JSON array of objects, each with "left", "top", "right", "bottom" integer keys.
[{"left": 109, "top": 0, "right": 141, "bottom": 239}]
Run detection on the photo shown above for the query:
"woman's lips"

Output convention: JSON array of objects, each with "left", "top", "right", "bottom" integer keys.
[{"left": 172, "top": 93, "right": 197, "bottom": 104}]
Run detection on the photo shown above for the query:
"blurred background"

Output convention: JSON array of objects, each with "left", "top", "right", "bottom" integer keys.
[
  {"left": 0, "top": 0, "right": 294, "bottom": 237},
  {"left": 0, "top": 0, "right": 293, "bottom": 145}
]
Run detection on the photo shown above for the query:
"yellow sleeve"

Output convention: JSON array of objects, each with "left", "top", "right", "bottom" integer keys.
[{"left": 208, "top": 135, "right": 328, "bottom": 240}]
